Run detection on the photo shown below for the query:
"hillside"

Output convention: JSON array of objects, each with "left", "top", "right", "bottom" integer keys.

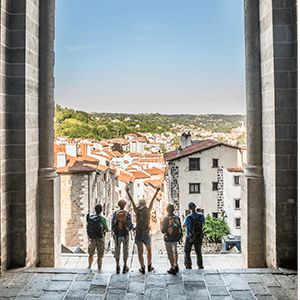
[{"left": 55, "top": 105, "right": 245, "bottom": 140}]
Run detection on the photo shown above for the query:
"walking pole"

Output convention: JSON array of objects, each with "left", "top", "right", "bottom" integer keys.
[{"left": 130, "top": 233, "right": 135, "bottom": 269}]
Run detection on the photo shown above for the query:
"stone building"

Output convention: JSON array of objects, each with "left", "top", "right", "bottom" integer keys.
[
  {"left": 164, "top": 139, "right": 244, "bottom": 219},
  {"left": 0, "top": 0, "right": 297, "bottom": 273},
  {"left": 55, "top": 145, "right": 118, "bottom": 252}
]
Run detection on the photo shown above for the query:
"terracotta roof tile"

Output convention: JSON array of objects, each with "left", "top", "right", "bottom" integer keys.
[
  {"left": 129, "top": 171, "right": 151, "bottom": 179},
  {"left": 164, "top": 140, "right": 239, "bottom": 161},
  {"left": 144, "top": 168, "right": 163, "bottom": 175},
  {"left": 117, "top": 170, "right": 134, "bottom": 184},
  {"left": 227, "top": 167, "right": 243, "bottom": 172}
]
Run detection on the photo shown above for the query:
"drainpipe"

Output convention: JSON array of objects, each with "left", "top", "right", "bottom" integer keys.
[{"left": 88, "top": 173, "right": 90, "bottom": 214}]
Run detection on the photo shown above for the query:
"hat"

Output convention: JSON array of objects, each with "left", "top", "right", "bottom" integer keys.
[{"left": 188, "top": 202, "right": 196, "bottom": 209}]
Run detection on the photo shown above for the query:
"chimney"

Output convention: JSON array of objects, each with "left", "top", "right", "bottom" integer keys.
[
  {"left": 80, "top": 143, "right": 87, "bottom": 155},
  {"left": 66, "top": 143, "right": 77, "bottom": 157},
  {"left": 177, "top": 145, "right": 182, "bottom": 156},
  {"left": 57, "top": 152, "right": 66, "bottom": 168},
  {"left": 180, "top": 132, "right": 192, "bottom": 148},
  {"left": 87, "top": 144, "right": 92, "bottom": 156}
]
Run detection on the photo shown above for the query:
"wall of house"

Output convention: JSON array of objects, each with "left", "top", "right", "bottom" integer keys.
[
  {"left": 173, "top": 146, "right": 240, "bottom": 217},
  {"left": 223, "top": 169, "right": 242, "bottom": 235}
]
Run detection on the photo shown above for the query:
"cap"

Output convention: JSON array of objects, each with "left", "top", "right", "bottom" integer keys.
[{"left": 188, "top": 202, "right": 196, "bottom": 209}]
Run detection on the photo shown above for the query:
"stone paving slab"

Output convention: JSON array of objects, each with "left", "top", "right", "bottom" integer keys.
[{"left": 0, "top": 268, "right": 297, "bottom": 299}]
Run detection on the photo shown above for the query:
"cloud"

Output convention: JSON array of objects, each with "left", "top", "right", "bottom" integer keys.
[{"left": 65, "top": 44, "right": 97, "bottom": 52}]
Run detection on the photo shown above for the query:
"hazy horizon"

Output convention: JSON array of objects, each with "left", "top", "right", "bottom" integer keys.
[{"left": 55, "top": 1, "right": 246, "bottom": 115}]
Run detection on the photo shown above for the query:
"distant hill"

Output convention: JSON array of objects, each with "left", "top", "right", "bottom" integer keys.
[{"left": 55, "top": 105, "right": 245, "bottom": 140}]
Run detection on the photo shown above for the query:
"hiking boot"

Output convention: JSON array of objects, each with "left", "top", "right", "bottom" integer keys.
[
  {"left": 167, "top": 268, "right": 177, "bottom": 275},
  {"left": 116, "top": 265, "right": 120, "bottom": 274},
  {"left": 174, "top": 265, "right": 179, "bottom": 273},
  {"left": 139, "top": 266, "right": 145, "bottom": 274},
  {"left": 123, "top": 265, "right": 129, "bottom": 274},
  {"left": 185, "top": 266, "right": 192, "bottom": 269},
  {"left": 148, "top": 264, "right": 154, "bottom": 272},
  {"left": 198, "top": 266, "right": 204, "bottom": 269}
]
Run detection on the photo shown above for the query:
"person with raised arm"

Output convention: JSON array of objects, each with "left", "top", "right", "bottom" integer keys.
[{"left": 125, "top": 185, "right": 160, "bottom": 274}]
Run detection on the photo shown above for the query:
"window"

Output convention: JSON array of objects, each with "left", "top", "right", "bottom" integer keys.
[
  {"left": 189, "top": 183, "right": 200, "bottom": 194},
  {"left": 212, "top": 212, "right": 218, "bottom": 218},
  {"left": 212, "top": 182, "right": 218, "bottom": 191},
  {"left": 212, "top": 159, "right": 219, "bottom": 168},
  {"left": 66, "top": 180, "right": 71, "bottom": 186},
  {"left": 137, "top": 183, "right": 140, "bottom": 187},
  {"left": 235, "top": 199, "right": 241, "bottom": 209},
  {"left": 234, "top": 176, "right": 240, "bottom": 185},
  {"left": 189, "top": 158, "right": 200, "bottom": 171},
  {"left": 235, "top": 218, "right": 241, "bottom": 228}
]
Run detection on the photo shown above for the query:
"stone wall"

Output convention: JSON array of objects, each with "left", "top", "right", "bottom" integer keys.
[
  {"left": 61, "top": 172, "right": 98, "bottom": 252},
  {"left": 0, "top": 0, "right": 41, "bottom": 271},
  {"left": 260, "top": 0, "right": 298, "bottom": 269},
  {"left": 242, "top": 0, "right": 297, "bottom": 269},
  {"left": 168, "top": 163, "right": 180, "bottom": 215},
  {"left": 217, "top": 168, "right": 224, "bottom": 216}
]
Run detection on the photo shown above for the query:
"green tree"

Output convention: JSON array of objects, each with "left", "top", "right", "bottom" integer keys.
[
  {"left": 203, "top": 213, "right": 230, "bottom": 243},
  {"left": 172, "top": 136, "right": 181, "bottom": 148}
]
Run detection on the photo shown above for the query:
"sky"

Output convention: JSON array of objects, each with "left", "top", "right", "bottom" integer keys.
[{"left": 55, "top": 0, "right": 245, "bottom": 115}]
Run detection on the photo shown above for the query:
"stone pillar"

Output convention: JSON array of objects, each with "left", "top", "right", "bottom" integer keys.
[
  {"left": 241, "top": 0, "right": 265, "bottom": 268},
  {"left": 38, "top": 0, "right": 61, "bottom": 267}
]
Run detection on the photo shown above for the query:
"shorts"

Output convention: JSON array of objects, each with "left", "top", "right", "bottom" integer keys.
[
  {"left": 135, "top": 231, "right": 151, "bottom": 245},
  {"left": 165, "top": 241, "right": 178, "bottom": 262},
  {"left": 114, "top": 235, "right": 130, "bottom": 260},
  {"left": 88, "top": 237, "right": 105, "bottom": 258}
]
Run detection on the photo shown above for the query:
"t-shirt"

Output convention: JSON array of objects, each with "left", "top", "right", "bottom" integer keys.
[
  {"left": 184, "top": 212, "right": 205, "bottom": 239},
  {"left": 99, "top": 216, "right": 108, "bottom": 239}
]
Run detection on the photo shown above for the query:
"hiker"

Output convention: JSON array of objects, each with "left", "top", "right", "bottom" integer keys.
[
  {"left": 111, "top": 199, "right": 134, "bottom": 274},
  {"left": 125, "top": 186, "right": 160, "bottom": 274},
  {"left": 161, "top": 203, "right": 183, "bottom": 275},
  {"left": 87, "top": 204, "right": 109, "bottom": 270},
  {"left": 183, "top": 202, "right": 205, "bottom": 269}
]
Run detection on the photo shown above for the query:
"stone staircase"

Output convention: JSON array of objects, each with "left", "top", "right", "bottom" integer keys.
[{"left": 0, "top": 267, "right": 297, "bottom": 300}]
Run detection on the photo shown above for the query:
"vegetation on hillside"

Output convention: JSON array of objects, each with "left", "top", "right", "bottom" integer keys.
[{"left": 55, "top": 104, "right": 245, "bottom": 140}]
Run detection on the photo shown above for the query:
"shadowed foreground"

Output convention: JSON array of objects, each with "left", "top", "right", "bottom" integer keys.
[{"left": 0, "top": 267, "right": 297, "bottom": 300}]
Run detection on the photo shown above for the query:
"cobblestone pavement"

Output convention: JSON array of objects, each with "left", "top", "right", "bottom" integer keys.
[{"left": 0, "top": 267, "right": 297, "bottom": 300}]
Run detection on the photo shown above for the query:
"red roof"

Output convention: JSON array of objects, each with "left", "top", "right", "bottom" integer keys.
[
  {"left": 164, "top": 140, "right": 239, "bottom": 162},
  {"left": 227, "top": 167, "right": 243, "bottom": 172},
  {"left": 129, "top": 171, "right": 150, "bottom": 179},
  {"left": 144, "top": 168, "right": 163, "bottom": 175}
]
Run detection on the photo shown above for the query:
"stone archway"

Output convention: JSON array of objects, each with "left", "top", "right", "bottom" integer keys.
[
  {"left": 0, "top": 0, "right": 297, "bottom": 272},
  {"left": 242, "top": 0, "right": 297, "bottom": 269}
]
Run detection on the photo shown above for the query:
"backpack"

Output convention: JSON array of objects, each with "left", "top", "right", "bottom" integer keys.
[
  {"left": 188, "top": 215, "right": 203, "bottom": 241},
  {"left": 86, "top": 214, "right": 104, "bottom": 239},
  {"left": 112, "top": 210, "right": 131, "bottom": 237},
  {"left": 166, "top": 216, "right": 182, "bottom": 242},
  {"left": 136, "top": 205, "right": 149, "bottom": 233}
]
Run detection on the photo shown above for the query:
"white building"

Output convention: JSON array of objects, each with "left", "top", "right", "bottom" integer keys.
[
  {"left": 222, "top": 167, "right": 243, "bottom": 235},
  {"left": 164, "top": 134, "right": 245, "bottom": 218}
]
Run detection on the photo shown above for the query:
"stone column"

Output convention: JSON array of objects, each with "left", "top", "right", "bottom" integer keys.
[
  {"left": 38, "top": 0, "right": 61, "bottom": 267},
  {"left": 241, "top": 0, "right": 265, "bottom": 268}
]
